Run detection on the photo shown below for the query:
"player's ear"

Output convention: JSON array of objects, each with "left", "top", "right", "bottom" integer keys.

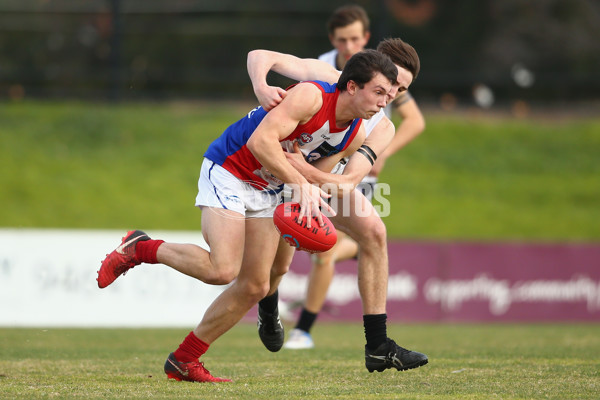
[
  {"left": 347, "top": 80, "right": 357, "bottom": 95},
  {"left": 364, "top": 31, "right": 371, "bottom": 43}
]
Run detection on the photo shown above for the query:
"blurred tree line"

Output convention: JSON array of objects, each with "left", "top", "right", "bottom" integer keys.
[{"left": 1, "top": 0, "right": 599, "bottom": 107}]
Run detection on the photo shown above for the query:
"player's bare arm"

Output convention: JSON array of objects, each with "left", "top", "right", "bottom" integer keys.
[
  {"left": 246, "top": 82, "right": 334, "bottom": 225},
  {"left": 370, "top": 92, "right": 425, "bottom": 176},
  {"left": 284, "top": 121, "right": 385, "bottom": 196},
  {"left": 247, "top": 50, "right": 341, "bottom": 111},
  {"left": 286, "top": 119, "right": 365, "bottom": 171},
  {"left": 285, "top": 116, "right": 394, "bottom": 192}
]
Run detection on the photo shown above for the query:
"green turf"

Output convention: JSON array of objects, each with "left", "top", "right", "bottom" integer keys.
[
  {"left": 1, "top": 101, "right": 599, "bottom": 239},
  {"left": 1, "top": 323, "right": 598, "bottom": 399}
]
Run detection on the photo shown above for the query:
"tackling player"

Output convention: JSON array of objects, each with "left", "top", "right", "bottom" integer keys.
[
  {"left": 253, "top": 4, "right": 425, "bottom": 352},
  {"left": 248, "top": 37, "right": 429, "bottom": 373}
]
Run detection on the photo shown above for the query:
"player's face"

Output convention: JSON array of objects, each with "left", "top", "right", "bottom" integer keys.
[
  {"left": 330, "top": 21, "right": 370, "bottom": 62},
  {"left": 353, "top": 72, "right": 393, "bottom": 119},
  {"left": 386, "top": 65, "right": 414, "bottom": 102}
]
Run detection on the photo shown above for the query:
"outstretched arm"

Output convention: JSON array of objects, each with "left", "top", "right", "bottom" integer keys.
[{"left": 247, "top": 49, "right": 341, "bottom": 111}]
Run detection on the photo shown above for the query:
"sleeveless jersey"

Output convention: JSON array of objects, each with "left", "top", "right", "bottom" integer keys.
[{"left": 204, "top": 80, "right": 363, "bottom": 191}]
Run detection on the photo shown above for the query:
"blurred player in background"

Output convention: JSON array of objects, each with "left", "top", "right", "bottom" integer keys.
[
  {"left": 97, "top": 50, "right": 399, "bottom": 382},
  {"left": 259, "top": 4, "right": 426, "bottom": 350},
  {"left": 248, "top": 36, "right": 428, "bottom": 373}
]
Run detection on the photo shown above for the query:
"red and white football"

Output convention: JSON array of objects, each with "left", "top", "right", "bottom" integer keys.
[{"left": 273, "top": 202, "right": 337, "bottom": 253}]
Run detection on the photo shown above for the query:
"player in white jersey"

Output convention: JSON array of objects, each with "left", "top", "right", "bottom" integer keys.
[
  {"left": 248, "top": 36, "right": 429, "bottom": 373},
  {"left": 252, "top": 5, "right": 426, "bottom": 352}
]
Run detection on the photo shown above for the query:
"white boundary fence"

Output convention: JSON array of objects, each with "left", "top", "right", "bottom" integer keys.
[{"left": 0, "top": 229, "right": 224, "bottom": 327}]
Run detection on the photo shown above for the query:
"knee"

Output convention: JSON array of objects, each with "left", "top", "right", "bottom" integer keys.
[
  {"left": 237, "top": 280, "right": 271, "bottom": 304},
  {"left": 372, "top": 219, "right": 387, "bottom": 243},
  {"left": 271, "top": 244, "right": 294, "bottom": 278},
  {"left": 209, "top": 270, "right": 238, "bottom": 285},
  {"left": 271, "top": 259, "right": 290, "bottom": 278},
  {"left": 313, "top": 251, "right": 335, "bottom": 267},
  {"left": 204, "top": 262, "right": 239, "bottom": 285},
  {"left": 356, "top": 217, "right": 387, "bottom": 249}
]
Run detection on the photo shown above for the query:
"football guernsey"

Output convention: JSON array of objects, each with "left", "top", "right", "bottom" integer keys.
[{"left": 204, "top": 80, "right": 363, "bottom": 191}]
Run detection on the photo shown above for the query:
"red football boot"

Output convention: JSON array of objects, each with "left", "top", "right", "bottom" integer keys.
[
  {"left": 164, "top": 353, "right": 232, "bottom": 383},
  {"left": 97, "top": 230, "right": 150, "bottom": 288}
]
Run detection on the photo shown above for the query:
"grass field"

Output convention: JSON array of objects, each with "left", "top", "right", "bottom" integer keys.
[
  {"left": 1, "top": 101, "right": 598, "bottom": 399},
  {"left": 1, "top": 100, "right": 599, "bottom": 240},
  {"left": 1, "top": 323, "right": 599, "bottom": 399}
]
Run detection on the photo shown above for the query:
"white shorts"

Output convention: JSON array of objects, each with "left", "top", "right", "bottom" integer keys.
[
  {"left": 356, "top": 175, "right": 378, "bottom": 202},
  {"left": 195, "top": 158, "right": 281, "bottom": 218}
]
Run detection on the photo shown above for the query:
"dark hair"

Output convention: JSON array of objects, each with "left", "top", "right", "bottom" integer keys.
[
  {"left": 376, "top": 38, "right": 420, "bottom": 81},
  {"left": 337, "top": 49, "right": 397, "bottom": 92},
  {"left": 327, "top": 4, "right": 370, "bottom": 35}
]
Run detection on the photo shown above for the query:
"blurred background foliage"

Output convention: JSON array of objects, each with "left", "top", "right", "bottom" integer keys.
[{"left": 1, "top": 0, "right": 599, "bottom": 107}]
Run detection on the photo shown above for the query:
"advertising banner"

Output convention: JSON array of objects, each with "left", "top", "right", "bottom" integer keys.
[
  {"left": 1, "top": 230, "right": 598, "bottom": 326},
  {"left": 0, "top": 229, "right": 223, "bottom": 327},
  {"left": 279, "top": 242, "right": 600, "bottom": 322}
]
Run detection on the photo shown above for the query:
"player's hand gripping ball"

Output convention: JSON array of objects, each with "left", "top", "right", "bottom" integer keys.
[{"left": 273, "top": 202, "right": 337, "bottom": 253}]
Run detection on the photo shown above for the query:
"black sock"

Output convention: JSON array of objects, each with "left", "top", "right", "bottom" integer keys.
[
  {"left": 258, "top": 290, "right": 279, "bottom": 314},
  {"left": 295, "top": 308, "right": 318, "bottom": 333},
  {"left": 363, "top": 314, "right": 387, "bottom": 351}
]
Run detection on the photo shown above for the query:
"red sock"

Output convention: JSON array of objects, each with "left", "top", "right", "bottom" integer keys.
[
  {"left": 173, "top": 331, "right": 210, "bottom": 362},
  {"left": 135, "top": 239, "right": 164, "bottom": 264}
]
